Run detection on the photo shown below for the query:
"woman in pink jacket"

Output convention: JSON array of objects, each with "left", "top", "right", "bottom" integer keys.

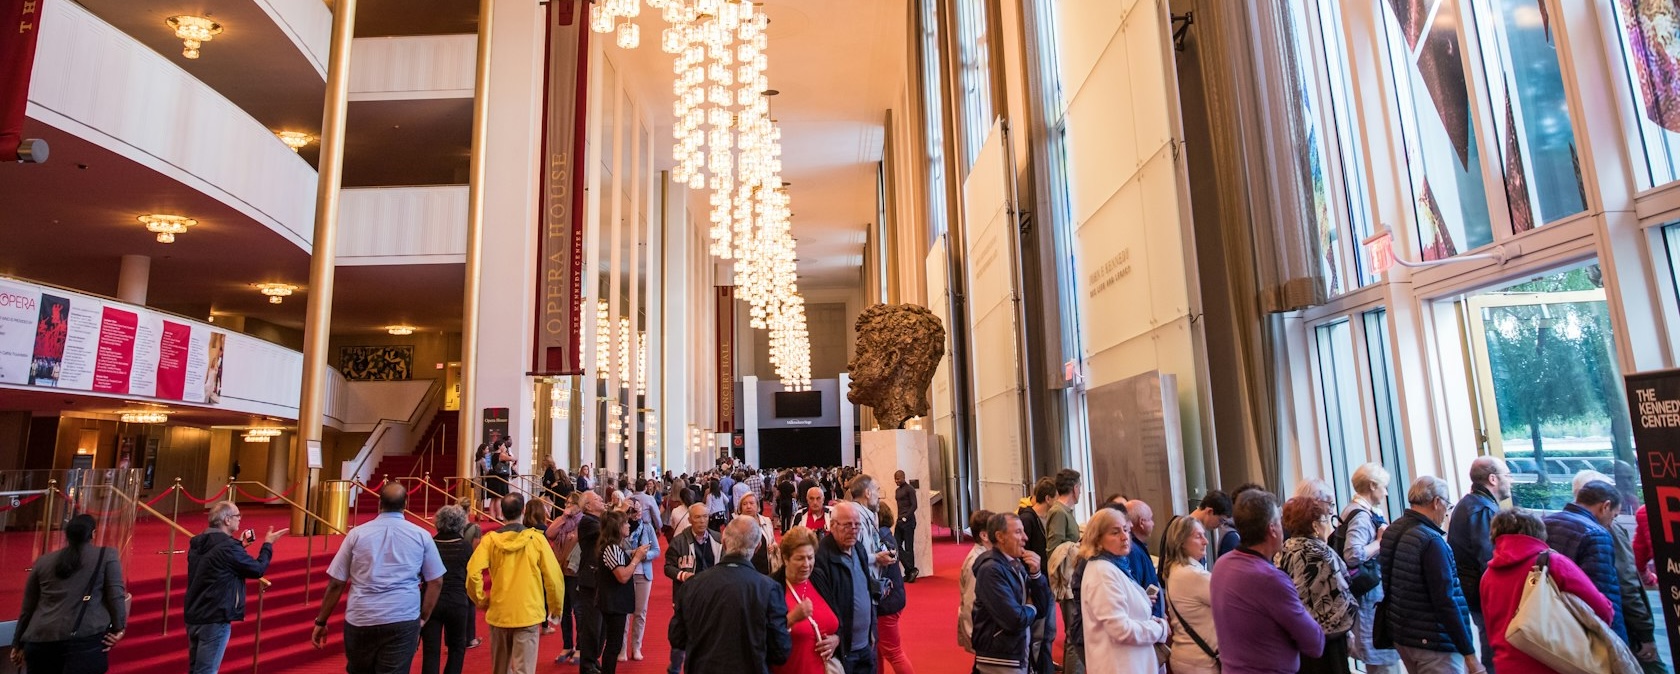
[{"left": 1480, "top": 508, "right": 1613, "bottom": 674}]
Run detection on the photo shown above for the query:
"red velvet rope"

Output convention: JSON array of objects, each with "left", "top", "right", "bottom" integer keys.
[
  {"left": 0, "top": 493, "right": 44, "bottom": 512},
  {"left": 178, "top": 485, "right": 231, "bottom": 505},
  {"left": 232, "top": 483, "right": 298, "bottom": 503},
  {"left": 143, "top": 486, "right": 179, "bottom": 507}
]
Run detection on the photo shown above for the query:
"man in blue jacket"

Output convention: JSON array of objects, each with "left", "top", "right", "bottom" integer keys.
[
  {"left": 1380, "top": 476, "right": 1480, "bottom": 674},
  {"left": 972, "top": 512, "right": 1052, "bottom": 674},
  {"left": 185, "top": 502, "right": 287, "bottom": 674},
  {"left": 1447, "top": 456, "right": 1510, "bottom": 673},
  {"left": 1124, "top": 499, "right": 1164, "bottom": 617},
  {"left": 1544, "top": 480, "right": 1629, "bottom": 642}
]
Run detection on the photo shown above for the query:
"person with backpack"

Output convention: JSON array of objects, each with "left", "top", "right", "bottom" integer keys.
[{"left": 1340, "top": 463, "right": 1398, "bottom": 674}]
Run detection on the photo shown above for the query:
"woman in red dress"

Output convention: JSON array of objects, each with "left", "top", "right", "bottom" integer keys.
[{"left": 771, "top": 527, "right": 840, "bottom": 674}]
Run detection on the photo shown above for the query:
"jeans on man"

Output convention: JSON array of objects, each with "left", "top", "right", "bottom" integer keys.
[
  {"left": 186, "top": 622, "right": 233, "bottom": 674},
  {"left": 422, "top": 603, "right": 473, "bottom": 674},
  {"left": 840, "top": 644, "right": 879, "bottom": 674},
  {"left": 489, "top": 623, "right": 542, "bottom": 674},
  {"left": 1396, "top": 646, "right": 1467, "bottom": 674},
  {"left": 895, "top": 517, "right": 918, "bottom": 576},
  {"left": 343, "top": 620, "right": 423, "bottom": 674}
]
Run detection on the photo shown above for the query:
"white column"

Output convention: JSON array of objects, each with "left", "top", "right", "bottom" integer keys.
[
  {"left": 743, "top": 375, "right": 759, "bottom": 467},
  {"left": 839, "top": 373, "right": 855, "bottom": 465},
  {"left": 661, "top": 175, "right": 688, "bottom": 474},
  {"left": 472, "top": 0, "right": 544, "bottom": 471},
  {"left": 626, "top": 104, "right": 643, "bottom": 475},
  {"left": 117, "top": 254, "right": 149, "bottom": 305},
  {"left": 578, "top": 34, "right": 605, "bottom": 473}
]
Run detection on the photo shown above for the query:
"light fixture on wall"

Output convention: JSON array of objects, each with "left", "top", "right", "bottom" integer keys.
[
  {"left": 137, "top": 214, "right": 196, "bottom": 243},
  {"left": 254, "top": 282, "right": 297, "bottom": 304},
  {"left": 120, "top": 411, "right": 169, "bottom": 424},
  {"left": 385, "top": 325, "right": 415, "bottom": 336},
  {"left": 275, "top": 131, "right": 315, "bottom": 152},
  {"left": 242, "top": 427, "right": 282, "bottom": 443},
  {"left": 165, "top": 15, "right": 223, "bottom": 60}
]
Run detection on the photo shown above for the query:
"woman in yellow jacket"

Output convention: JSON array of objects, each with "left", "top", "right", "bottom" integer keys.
[{"left": 467, "top": 495, "right": 567, "bottom": 673}]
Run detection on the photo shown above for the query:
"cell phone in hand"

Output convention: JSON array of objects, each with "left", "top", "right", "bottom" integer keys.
[{"left": 241, "top": 529, "right": 256, "bottom": 545}]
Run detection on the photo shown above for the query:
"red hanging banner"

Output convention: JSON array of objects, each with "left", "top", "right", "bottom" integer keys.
[
  {"left": 716, "top": 286, "right": 735, "bottom": 433},
  {"left": 0, "top": 0, "right": 44, "bottom": 160},
  {"left": 532, "top": 0, "right": 590, "bottom": 376}
]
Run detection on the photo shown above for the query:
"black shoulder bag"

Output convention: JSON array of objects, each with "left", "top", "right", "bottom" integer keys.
[
  {"left": 1331, "top": 508, "right": 1383, "bottom": 597},
  {"left": 1161, "top": 571, "right": 1219, "bottom": 669},
  {"left": 71, "top": 548, "right": 109, "bottom": 637}
]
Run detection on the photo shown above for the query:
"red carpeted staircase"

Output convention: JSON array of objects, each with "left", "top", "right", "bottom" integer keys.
[{"left": 353, "top": 411, "right": 459, "bottom": 511}]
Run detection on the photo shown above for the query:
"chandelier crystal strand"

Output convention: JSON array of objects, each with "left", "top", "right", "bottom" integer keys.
[{"left": 596, "top": 300, "right": 612, "bottom": 380}]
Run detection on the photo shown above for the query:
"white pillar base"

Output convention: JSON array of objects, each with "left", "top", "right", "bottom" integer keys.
[{"left": 860, "top": 429, "right": 934, "bottom": 576}]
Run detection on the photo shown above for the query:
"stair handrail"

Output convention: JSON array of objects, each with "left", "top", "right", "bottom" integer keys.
[
  {"left": 392, "top": 475, "right": 456, "bottom": 518},
  {"left": 345, "top": 479, "right": 434, "bottom": 528},
  {"left": 446, "top": 476, "right": 506, "bottom": 524},
  {"left": 341, "top": 380, "right": 445, "bottom": 483},
  {"left": 229, "top": 481, "right": 343, "bottom": 535},
  {"left": 405, "top": 410, "right": 456, "bottom": 480}
]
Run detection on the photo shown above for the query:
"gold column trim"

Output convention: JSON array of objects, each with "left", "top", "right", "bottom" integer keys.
[{"left": 458, "top": 0, "right": 495, "bottom": 493}]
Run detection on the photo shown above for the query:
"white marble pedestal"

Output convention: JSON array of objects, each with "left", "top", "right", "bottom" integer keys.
[{"left": 860, "top": 429, "right": 934, "bottom": 576}]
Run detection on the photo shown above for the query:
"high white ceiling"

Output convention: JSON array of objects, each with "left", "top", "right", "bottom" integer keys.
[{"left": 607, "top": 0, "right": 909, "bottom": 291}]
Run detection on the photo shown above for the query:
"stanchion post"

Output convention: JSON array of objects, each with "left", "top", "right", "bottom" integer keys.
[
  {"left": 161, "top": 479, "right": 183, "bottom": 635},
  {"left": 36, "top": 479, "right": 57, "bottom": 565},
  {"left": 251, "top": 580, "right": 267, "bottom": 674},
  {"left": 305, "top": 485, "right": 315, "bottom": 606}
]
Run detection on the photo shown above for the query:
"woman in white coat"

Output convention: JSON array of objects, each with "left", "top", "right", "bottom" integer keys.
[
  {"left": 1080, "top": 507, "right": 1171, "bottom": 673},
  {"left": 1157, "top": 515, "right": 1218, "bottom": 674}
]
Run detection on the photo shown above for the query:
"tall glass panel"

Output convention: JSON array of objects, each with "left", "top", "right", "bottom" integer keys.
[
  {"left": 1312, "top": 0, "right": 1378, "bottom": 288},
  {"left": 953, "top": 0, "right": 995, "bottom": 169},
  {"left": 1381, "top": 0, "right": 1496, "bottom": 260},
  {"left": 1362, "top": 308, "right": 1408, "bottom": 515},
  {"left": 1470, "top": 0, "right": 1586, "bottom": 228},
  {"left": 1467, "top": 263, "right": 1639, "bottom": 511},
  {"left": 919, "top": 0, "right": 949, "bottom": 242},
  {"left": 1314, "top": 320, "right": 1359, "bottom": 505},
  {"left": 1287, "top": 0, "right": 1346, "bottom": 297},
  {"left": 1614, "top": 2, "right": 1680, "bottom": 188}
]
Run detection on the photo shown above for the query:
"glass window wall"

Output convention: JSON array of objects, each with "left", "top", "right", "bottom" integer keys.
[{"left": 1613, "top": 1, "right": 1680, "bottom": 189}]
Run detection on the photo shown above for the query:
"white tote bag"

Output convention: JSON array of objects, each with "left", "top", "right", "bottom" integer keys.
[{"left": 1505, "top": 551, "right": 1640, "bottom": 674}]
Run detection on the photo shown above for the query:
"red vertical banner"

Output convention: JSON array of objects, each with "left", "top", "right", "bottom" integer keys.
[
  {"left": 532, "top": 0, "right": 590, "bottom": 376},
  {"left": 716, "top": 286, "right": 735, "bottom": 433},
  {"left": 0, "top": 0, "right": 42, "bottom": 160}
]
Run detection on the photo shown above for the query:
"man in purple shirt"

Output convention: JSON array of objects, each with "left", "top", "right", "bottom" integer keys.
[{"left": 1210, "top": 490, "right": 1324, "bottom": 674}]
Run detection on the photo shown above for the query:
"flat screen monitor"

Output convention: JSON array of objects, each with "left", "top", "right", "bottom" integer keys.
[{"left": 774, "top": 390, "right": 824, "bottom": 418}]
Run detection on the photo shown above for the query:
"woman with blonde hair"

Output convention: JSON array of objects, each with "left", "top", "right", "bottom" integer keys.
[
  {"left": 1158, "top": 513, "right": 1217, "bottom": 674},
  {"left": 1080, "top": 507, "right": 1170, "bottom": 673},
  {"left": 1342, "top": 463, "right": 1398, "bottom": 673}
]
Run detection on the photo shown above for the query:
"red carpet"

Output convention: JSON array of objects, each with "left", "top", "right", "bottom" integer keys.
[{"left": 21, "top": 507, "right": 978, "bottom": 673}]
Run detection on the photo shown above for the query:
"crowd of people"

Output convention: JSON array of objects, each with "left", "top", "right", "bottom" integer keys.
[
  {"left": 952, "top": 463, "right": 1666, "bottom": 674},
  {"left": 8, "top": 454, "right": 1668, "bottom": 674}
]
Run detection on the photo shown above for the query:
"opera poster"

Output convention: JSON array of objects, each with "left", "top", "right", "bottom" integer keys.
[
  {"left": 338, "top": 345, "right": 413, "bottom": 381},
  {"left": 0, "top": 279, "right": 40, "bottom": 384},
  {"left": 204, "top": 331, "right": 225, "bottom": 404},
  {"left": 1619, "top": 0, "right": 1680, "bottom": 133},
  {"left": 28, "top": 293, "right": 67, "bottom": 386}
]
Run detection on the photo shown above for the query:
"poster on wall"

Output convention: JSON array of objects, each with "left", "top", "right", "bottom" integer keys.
[
  {"left": 482, "top": 407, "right": 510, "bottom": 447},
  {"left": 0, "top": 276, "right": 303, "bottom": 418},
  {"left": 531, "top": 0, "right": 590, "bottom": 376},
  {"left": 1625, "top": 368, "right": 1680, "bottom": 665}
]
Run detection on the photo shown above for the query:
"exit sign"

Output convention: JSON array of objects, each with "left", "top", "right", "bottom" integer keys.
[{"left": 1363, "top": 230, "right": 1395, "bottom": 276}]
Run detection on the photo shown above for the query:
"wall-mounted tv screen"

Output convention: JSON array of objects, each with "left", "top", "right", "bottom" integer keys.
[{"left": 775, "top": 390, "right": 824, "bottom": 418}]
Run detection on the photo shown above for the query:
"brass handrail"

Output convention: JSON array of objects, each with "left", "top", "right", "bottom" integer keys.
[
  {"left": 229, "top": 481, "right": 342, "bottom": 535},
  {"left": 446, "top": 476, "right": 506, "bottom": 524},
  {"left": 392, "top": 474, "right": 455, "bottom": 516},
  {"left": 346, "top": 479, "right": 432, "bottom": 527},
  {"left": 90, "top": 483, "right": 192, "bottom": 538}
]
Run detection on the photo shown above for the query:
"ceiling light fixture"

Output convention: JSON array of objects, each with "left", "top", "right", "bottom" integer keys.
[
  {"left": 385, "top": 325, "right": 415, "bottom": 336},
  {"left": 166, "top": 15, "right": 223, "bottom": 60},
  {"left": 137, "top": 214, "right": 196, "bottom": 243},
  {"left": 276, "top": 131, "right": 315, "bottom": 152},
  {"left": 254, "top": 282, "right": 297, "bottom": 304},
  {"left": 121, "top": 411, "right": 169, "bottom": 424}
]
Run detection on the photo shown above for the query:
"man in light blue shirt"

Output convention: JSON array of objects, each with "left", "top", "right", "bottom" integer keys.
[{"left": 312, "top": 483, "right": 445, "bottom": 674}]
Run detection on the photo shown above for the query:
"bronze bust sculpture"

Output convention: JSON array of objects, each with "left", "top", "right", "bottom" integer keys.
[{"left": 847, "top": 303, "right": 946, "bottom": 430}]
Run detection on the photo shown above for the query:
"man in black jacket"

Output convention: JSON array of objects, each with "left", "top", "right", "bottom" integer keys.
[
  {"left": 668, "top": 516, "right": 791, "bottom": 673},
  {"left": 185, "top": 501, "right": 286, "bottom": 674},
  {"left": 811, "top": 502, "right": 882, "bottom": 674},
  {"left": 1447, "top": 456, "right": 1509, "bottom": 673},
  {"left": 662, "top": 503, "right": 717, "bottom": 674},
  {"left": 572, "top": 491, "right": 606, "bottom": 674}
]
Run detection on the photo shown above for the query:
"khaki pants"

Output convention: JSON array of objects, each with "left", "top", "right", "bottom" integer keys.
[{"left": 489, "top": 623, "right": 543, "bottom": 674}]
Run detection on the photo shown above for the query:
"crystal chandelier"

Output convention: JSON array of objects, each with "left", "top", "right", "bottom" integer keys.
[
  {"left": 121, "top": 411, "right": 169, "bottom": 424},
  {"left": 254, "top": 283, "right": 297, "bottom": 304},
  {"left": 275, "top": 131, "right": 315, "bottom": 152},
  {"left": 596, "top": 300, "right": 612, "bottom": 380},
  {"left": 242, "top": 427, "right": 282, "bottom": 443},
  {"left": 635, "top": 332, "right": 648, "bottom": 397},
  {"left": 385, "top": 325, "right": 415, "bottom": 336},
  {"left": 166, "top": 15, "right": 223, "bottom": 59},
  {"left": 617, "top": 317, "right": 632, "bottom": 390},
  {"left": 138, "top": 214, "right": 196, "bottom": 243},
  {"left": 551, "top": 381, "right": 572, "bottom": 419}
]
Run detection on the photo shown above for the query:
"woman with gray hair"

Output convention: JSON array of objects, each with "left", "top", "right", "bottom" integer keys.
[
  {"left": 1341, "top": 462, "right": 1397, "bottom": 674},
  {"left": 421, "top": 505, "right": 475, "bottom": 674}
]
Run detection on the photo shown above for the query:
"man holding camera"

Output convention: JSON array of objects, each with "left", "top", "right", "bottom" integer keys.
[{"left": 185, "top": 501, "right": 288, "bottom": 674}]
